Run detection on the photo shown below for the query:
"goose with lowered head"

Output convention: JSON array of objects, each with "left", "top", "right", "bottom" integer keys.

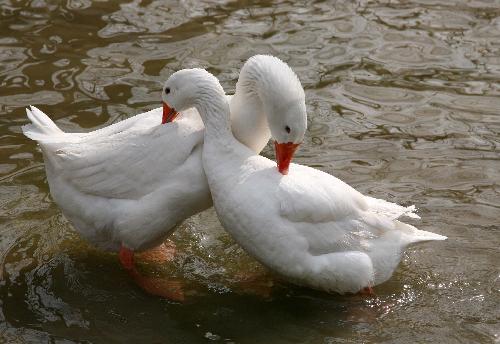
[
  {"left": 22, "top": 55, "right": 306, "bottom": 300},
  {"left": 162, "top": 68, "right": 447, "bottom": 294}
]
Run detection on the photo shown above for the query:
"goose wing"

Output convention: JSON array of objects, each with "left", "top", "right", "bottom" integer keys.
[{"left": 47, "top": 108, "right": 203, "bottom": 200}]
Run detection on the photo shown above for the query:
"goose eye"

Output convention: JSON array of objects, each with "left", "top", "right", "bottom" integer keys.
[
  {"left": 164, "top": 87, "right": 171, "bottom": 95},
  {"left": 285, "top": 125, "right": 291, "bottom": 133}
]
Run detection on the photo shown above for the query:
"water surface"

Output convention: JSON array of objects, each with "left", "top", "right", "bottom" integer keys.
[{"left": 1, "top": 0, "right": 499, "bottom": 343}]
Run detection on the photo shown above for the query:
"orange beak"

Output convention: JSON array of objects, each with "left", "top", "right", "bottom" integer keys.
[
  {"left": 162, "top": 102, "right": 179, "bottom": 124},
  {"left": 274, "top": 141, "right": 300, "bottom": 175}
]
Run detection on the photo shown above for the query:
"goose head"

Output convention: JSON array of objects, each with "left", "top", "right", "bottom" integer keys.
[
  {"left": 161, "top": 68, "right": 226, "bottom": 117},
  {"left": 267, "top": 95, "right": 306, "bottom": 175},
  {"left": 237, "top": 55, "right": 307, "bottom": 175},
  {"left": 161, "top": 81, "right": 180, "bottom": 124}
]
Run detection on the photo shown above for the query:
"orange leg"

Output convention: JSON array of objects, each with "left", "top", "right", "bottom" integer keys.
[
  {"left": 119, "top": 245, "right": 185, "bottom": 302},
  {"left": 119, "top": 245, "right": 135, "bottom": 270},
  {"left": 358, "top": 286, "right": 375, "bottom": 296}
]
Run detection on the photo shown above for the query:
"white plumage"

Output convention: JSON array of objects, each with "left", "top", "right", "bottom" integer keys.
[
  {"left": 24, "top": 105, "right": 207, "bottom": 251},
  {"left": 22, "top": 55, "right": 304, "bottom": 254},
  {"left": 163, "top": 68, "right": 447, "bottom": 294}
]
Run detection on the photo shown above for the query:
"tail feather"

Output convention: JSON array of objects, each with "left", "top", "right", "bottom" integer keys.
[
  {"left": 395, "top": 220, "right": 447, "bottom": 246},
  {"left": 365, "top": 196, "right": 420, "bottom": 220},
  {"left": 23, "top": 106, "right": 64, "bottom": 142}
]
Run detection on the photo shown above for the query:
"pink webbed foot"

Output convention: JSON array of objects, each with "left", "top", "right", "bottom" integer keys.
[
  {"left": 135, "top": 241, "right": 176, "bottom": 264},
  {"left": 132, "top": 275, "right": 185, "bottom": 302},
  {"left": 118, "top": 245, "right": 185, "bottom": 302}
]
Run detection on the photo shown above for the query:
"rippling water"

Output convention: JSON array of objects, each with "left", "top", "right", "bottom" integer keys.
[{"left": 1, "top": 0, "right": 499, "bottom": 343}]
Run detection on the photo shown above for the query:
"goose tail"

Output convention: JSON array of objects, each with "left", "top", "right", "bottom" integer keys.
[
  {"left": 396, "top": 220, "right": 447, "bottom": 245},
  {"left": 23, "top": 106, "right": 65, "bottom": 142}
]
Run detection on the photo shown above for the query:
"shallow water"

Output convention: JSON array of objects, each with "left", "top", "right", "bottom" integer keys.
[{"left": 1, "top": 0, "right": 499, "bottom": 343}]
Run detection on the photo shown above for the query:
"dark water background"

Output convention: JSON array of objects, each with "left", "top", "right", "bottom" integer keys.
[{"left": 1, "top": 0, "right": 499, "bottom": 343}]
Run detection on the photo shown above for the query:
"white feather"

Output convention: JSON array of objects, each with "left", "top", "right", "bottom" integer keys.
[
  {"left": 22, "top": 55, "right": 305, "bottom": 253},
  {"left": 186, "top": 69, "right": 448, "bottom": 294}
]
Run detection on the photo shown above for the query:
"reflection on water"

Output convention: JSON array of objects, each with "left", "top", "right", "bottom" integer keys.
[{"left": 0, "top": 0, "right": 499, "bottom": 343}]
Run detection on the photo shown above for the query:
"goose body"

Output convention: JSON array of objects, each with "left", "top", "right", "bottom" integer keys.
[
  {"left": 205, "top": 147, "right": 445, "bottom": 292},
  {"left": 25, "top": 106, "right": 207, "bottom": 251},
  {"left": 22, "top": 55, "right": 301, "bottom": 253},
  {"left": 163, "top": 68, "right": 447, "bottom": 294}
]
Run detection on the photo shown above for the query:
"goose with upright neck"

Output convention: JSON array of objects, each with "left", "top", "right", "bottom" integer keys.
[
  {"left": 23, "top": 55, "right": 306, "bottom": 299},
  {"left": 164, "top": 68, "right": 447, "bottom": 294}
]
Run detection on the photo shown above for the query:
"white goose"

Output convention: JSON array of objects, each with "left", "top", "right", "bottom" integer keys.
[
  {"left": 163, "top": 68, "right": 447, "bottom": 294},
  {"left": 22, "top": 55, "right": 306, "bottom": 298}
]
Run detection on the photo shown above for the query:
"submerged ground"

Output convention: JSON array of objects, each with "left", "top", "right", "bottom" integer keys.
[{"left": 0, "top": 0, "right": 499, "bottom": 343}]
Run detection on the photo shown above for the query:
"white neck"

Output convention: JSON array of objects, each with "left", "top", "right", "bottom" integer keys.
[
  {"left": 194, "top": 87, "right": 232, "bottom": 142},
  {"left": 229, "top": 61, "right": 272, "bottom": 154},
  {"left": 230, "top": 91, "right": 269, "bottom": 153}
]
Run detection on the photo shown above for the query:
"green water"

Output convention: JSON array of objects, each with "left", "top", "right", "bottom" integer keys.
[{"left": 1, "top": 1, "right": 499, "bottom": 343}]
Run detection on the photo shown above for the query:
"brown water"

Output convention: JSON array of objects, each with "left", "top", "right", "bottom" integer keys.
[{"left": 1, "top": 0, "right": 499, "bottom": 343}]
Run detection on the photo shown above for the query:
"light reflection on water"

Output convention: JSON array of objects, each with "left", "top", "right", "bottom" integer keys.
[{"left": 0, "top": 0, "right": 499, "bottom": 343}]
